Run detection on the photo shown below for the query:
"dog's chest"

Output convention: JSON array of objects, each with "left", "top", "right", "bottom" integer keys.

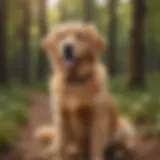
[
  {"left": 61, "top": 95, "right": 94, "bottom": 141},
  {"left": 62, "top": 86, "right": 95, "bottom": 111},
  {"left": 64, "top": 84, "right": 105, "bottom": 106},
  {"left": 61, "top": 87, "right": 95, "bottom": 126}
]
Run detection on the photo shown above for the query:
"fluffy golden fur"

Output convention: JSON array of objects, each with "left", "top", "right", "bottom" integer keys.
[{"left": 36, "top": 22, "right": 136, "bottom": 160}]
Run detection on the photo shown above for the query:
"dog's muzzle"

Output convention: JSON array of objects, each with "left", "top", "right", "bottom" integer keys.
[
  {"left": 63, "top": 44, "right": 76, "bottom": 69},
  {"left": 63, "top": 44, "right": 74, "bottom": 60}
]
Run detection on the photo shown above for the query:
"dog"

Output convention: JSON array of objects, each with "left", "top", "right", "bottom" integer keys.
[{"left": 35, "top": 22, "right": 136, "bottom": 160}]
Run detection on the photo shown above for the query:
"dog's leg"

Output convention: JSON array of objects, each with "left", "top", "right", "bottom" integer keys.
[
  {"left": 49, "top": 94, "right": 67, "bottom": 160},
  {"left": 49, "top": 114, "right": 64, "bottom": 160},
  {"left": 90, "top": 109, "right": 109, "bottom": 160}
]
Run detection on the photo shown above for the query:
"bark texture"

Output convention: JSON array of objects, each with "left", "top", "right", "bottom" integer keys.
[
  {"left": 127, "top": 0, "right": 146, "bottom": 88},
  {"left": 0, "top": 0, "right": 8, "bottom": 83},
  {"left": 107, "top": 0, "right": 118, "bottom": 76}
]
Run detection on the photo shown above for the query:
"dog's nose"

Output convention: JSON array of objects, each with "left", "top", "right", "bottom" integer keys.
[{"left": 63, "top": 44, "right": 73, "bottom": 59}]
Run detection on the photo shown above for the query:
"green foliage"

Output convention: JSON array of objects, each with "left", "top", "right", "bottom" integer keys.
[
  {"left": 0, "top": 86, "right": 27, "bottom": 147},
  {"left": 110, "top": 73, "right": 160, "bottom": 135}
]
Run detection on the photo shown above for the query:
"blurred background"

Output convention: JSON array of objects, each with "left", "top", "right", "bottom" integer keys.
[{"left": 0, "top": 0, "right": 160, "bottom": 159}]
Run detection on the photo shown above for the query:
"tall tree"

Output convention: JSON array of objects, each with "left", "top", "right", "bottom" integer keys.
[
  {"left": 37, "top": 0, "right": 48, "bottom": 80},
  {"left": 127, "top": 0, "right": 146, "bottom": 88},
  {"left": 83, "top": 0, "right": 93, "bottom": 22},
  {"left": 8, "top": 0, "right": 23, "bottom": 80},
  {"left": 0, "top": 0, "right": 8, "bottom": 83},
  {"left": 107, "top": 0, "right": 118, "bottom": 76},
  {"left": 21, "top": 0, "right": 31, "bottom": 83}
]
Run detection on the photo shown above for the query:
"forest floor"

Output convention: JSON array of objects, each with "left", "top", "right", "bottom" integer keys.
[{"left": 1, "top": 90, "right": 160, "bottom": 160}]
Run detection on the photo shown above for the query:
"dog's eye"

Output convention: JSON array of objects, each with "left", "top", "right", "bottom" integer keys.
[{"left": 75, "top": 32, "right": 84, "bottom": 40}]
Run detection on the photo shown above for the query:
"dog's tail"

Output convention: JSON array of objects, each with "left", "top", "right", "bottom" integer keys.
[{"left": 35, "top": 125, "right": 55, "bottom": 145}]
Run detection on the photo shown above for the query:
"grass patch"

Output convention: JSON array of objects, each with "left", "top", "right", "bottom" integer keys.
[{"left": 0, "top": 85, "right": 28, "bottom": 147}]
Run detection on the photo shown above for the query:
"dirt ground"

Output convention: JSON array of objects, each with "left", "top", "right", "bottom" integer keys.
[{"left": 2, "top": 91, "right": 160, "bottom": 160}]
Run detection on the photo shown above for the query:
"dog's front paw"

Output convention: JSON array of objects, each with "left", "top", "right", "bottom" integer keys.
[{"left": 34, "top": 125, "right": 56, "bottom": 145}]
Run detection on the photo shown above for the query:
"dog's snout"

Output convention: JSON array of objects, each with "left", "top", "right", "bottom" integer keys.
[{"left": 63, "top": 44, "right": 74, "bottom": 59}]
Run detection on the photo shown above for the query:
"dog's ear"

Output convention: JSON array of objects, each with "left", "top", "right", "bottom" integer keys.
[
  {"left": 41, "top": 34, "right": 51, "bottom": 52},
  {"left": 41, "top": 26, "right": 59, "bottom": 53},
  {"left": 41, "top": 32, "right": 56, "bottom": 54},
  {"left": 87, "top": 24, "right": 106, "bottom": 53}
]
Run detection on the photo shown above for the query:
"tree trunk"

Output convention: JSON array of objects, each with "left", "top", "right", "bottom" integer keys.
[
  {"left": 83, "top": 0, "right": 93, "bottom": 22},
  {"left": 127, "top": 0, "right": 146, "bottom": 89},
  {"left": 37, "top": 0, "right": 48, "bottom": 80},
  {"left": 107, "top": 0, "right": 118, "bottom": 76},
  {"left": 21, "top": 0, "right": 31, "bottom": 83},
  {"left": 0, "top": 0, "right": 8, "bottom": 83}
]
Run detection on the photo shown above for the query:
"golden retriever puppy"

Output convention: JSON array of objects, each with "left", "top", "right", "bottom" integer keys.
[{"left": 38, "top": 22, "right": 135, "bottom": 160}]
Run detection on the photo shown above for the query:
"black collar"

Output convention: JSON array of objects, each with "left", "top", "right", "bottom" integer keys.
[{"left": 68, "top": 72, "right": 92, "bottom": 85}]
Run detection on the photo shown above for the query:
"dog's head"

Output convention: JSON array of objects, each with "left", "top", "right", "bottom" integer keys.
[{"left": 42, "top": 22, "right": 105, "bottom": 71}]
